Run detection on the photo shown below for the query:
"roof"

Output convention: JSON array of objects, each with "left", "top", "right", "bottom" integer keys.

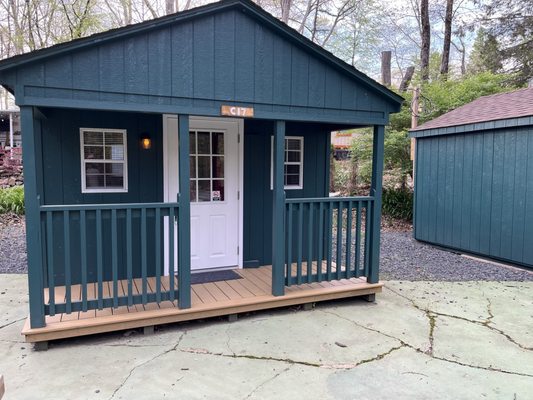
[
  {"left": 0, "top": 0, "right": 403, "bottom": 107},
  {"left": 411, "top": 87, "right": 533, "bottom": 133}
]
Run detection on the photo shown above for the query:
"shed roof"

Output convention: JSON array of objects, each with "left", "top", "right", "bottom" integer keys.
[{"left": 411, "top": 87, "right": 533, "bottom": 135}]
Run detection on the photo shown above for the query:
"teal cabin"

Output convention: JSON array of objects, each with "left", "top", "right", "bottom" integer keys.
[
  {"left": 0, "top": 0, "right": 402, "bottom": 345},
  {"left": 411, "top": 87, "right": 533, "bottom": 269}
]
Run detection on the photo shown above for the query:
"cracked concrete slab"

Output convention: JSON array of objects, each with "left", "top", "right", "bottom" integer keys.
[{"left": 0, "top": 274, "right": 532, "bottom": 399}]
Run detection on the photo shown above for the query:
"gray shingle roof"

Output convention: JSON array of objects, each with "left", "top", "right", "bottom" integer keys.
[{"left": 411, "top": 86, "right": 533, "bottom": 132}]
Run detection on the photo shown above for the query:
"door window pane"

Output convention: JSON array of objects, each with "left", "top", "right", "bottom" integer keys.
[
  {"left": 190, "top": 180, "right": 197, "bottom": 202},
  {"left": 212, "top": 156, "right": 224, "bottom": 178},
  {"left": 197, "top": 156, "right": 210, "bottom": 178},
  {"left": 198, "top": 180, "right": 211, "bottom": 202},
  {"left": 197, "top": 132, "right": 210, "bottom": 154},
  {"left": 212, "top": 179, "right": 225, "bottom": 201},
  {"left": 189, "top": 132, "right": 196, "bottom": 154},
  {"left": 190, "top": 156, "right": 197, "bottom": 178},
  {"left": 212, "top": 132, "right": 224, "bottom": 154}
]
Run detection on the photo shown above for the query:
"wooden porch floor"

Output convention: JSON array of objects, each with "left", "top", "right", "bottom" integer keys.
[{"left": 22, "top": 265, "right": 382, "bottom": 343}]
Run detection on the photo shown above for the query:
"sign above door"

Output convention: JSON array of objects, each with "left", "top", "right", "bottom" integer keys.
[{"left": 220, "top": 105, "right": 254, "bottom": 118}]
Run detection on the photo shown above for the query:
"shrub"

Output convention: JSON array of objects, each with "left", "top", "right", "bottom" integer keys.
[
  {"left": 0, "top": 186, "right": 25, "bottom": 215},
  {"left": 382, "top": 188, "right": 412, "bottom": 221}
]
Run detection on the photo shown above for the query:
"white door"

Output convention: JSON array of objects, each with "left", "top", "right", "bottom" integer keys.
[{"left": 163, "top": 116, "right": 243, "bottom": 272}]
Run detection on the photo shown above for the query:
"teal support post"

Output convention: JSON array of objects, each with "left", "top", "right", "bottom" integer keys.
[
  {"left": 368, "top": 125, "right": 385, "bottom": 284},
  {"left": 20, "top": 106, "right": 46, "bottom": 328},
  {"left": 272, "top": 121, "right": 286, "bottom": 296},
  {"left": 177, "top": 114, "right": 191, "bottom": 309}
]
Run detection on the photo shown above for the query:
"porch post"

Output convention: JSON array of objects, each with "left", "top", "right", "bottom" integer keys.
[
  {"left": 272, "top": 121, "right": 286, "bottom": 296},
  {"left": 177, "top": 114, "right": 191, "bottom": 309},
  {"left": 368, "top": 125, "right": 385, "bottom": 284},
  {"left": 20, "top": 106, "right": 46, "bottom": 328}
]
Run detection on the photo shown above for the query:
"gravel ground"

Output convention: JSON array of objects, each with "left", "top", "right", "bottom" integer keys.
[
  {"left": 0, "top": 217, "right": 27, "bottom": 274},
  {"left": 1, "top": 216, "right": 532, "bottom": 281},
  {"left": 380, "top": 231, "right": 533, "bottom": 281}
]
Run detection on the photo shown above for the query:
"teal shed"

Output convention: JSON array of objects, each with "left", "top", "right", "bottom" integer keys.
[
  {"left": 411, "top": 87, "right": 533, "bottom": 269},
  {"left": 0, "top": 0, "right": 402, "bottom": 344}
]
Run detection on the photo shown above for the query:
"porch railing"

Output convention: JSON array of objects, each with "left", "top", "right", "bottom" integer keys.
[
  {"left": 39, "top": 202, "right": 185, "bottom": 316},
  {"left": 284, "top": 197, "right": 373, "bottom": 286}
]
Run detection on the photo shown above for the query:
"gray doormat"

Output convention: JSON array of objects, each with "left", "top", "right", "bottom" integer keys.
[{"left": 189, "top": 269, "right": 242, "bottom": 285}]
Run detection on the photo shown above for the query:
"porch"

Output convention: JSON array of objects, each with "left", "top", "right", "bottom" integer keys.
[{"left": 22, "top": 265, "right": 382, "bottom": 343}]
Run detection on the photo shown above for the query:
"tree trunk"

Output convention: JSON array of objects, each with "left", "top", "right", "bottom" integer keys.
[
  {"left": 381, "top": 51, "right": 392, "bottom": 86},
  {"left": 281, "top": 0, "right": 291, "bottom": 24},
  {"left": 399, "top": 66, "right": 415, "bottom": 92},
  {"left": 166, "top": 0, "right": 175, "bottom": 14},
  {"left": 420, "top": 0, "right": 430, "bottom": 82},
  {"left": 329, "top": 146, "right": 335, "bottom": 193},
  {"left": 439, "top": 0, "right": 453, "bottom": 77}
]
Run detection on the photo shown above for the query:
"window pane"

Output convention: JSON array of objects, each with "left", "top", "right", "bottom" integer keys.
[
  {"left": 287, "top": 151, "right": 300, "bottom": 162},
  {"left": 86, "top": 163, "right": 105, "bottom": 174},
  {"left": 212, "top": 132, "right": 224, "bottom": 154},
  {"left": 197, "top": 156, "right": 210, "bottom": 178},
  {"left": 86, "top": 175, "right": 104, "bottom": 188},
  {"left": 197, "top": 132, "right": 210, "bottom": 154},
  {"left": 84, "top": 131, "right": 103, "bottom": 145},
  {"left": 198, "top": 180, "right": 210, "bottom": 202},
  {"left": 190, "top": 180, "right": 197, "bottom": 202},
  {"left": 212, "top": 179, "right": 225, "bottom": 201},
  {"left": 84, "top": 146, "right": 104, "bottom": 160},
  {"left": 286, "top": 164, "right": 300, "bottom": 174},
  {"left": 105, "top": 145, "right": 124, "bottom": 160},
  {"left": 190, "top": 156, "right": 197, "bottom": 178},
  {"left": 105, "top": 163, "right": 123, "bottom": 176},
  {"left": 287, "top": 138, "right": 301, "bottom": 151},
  {"left": 104, "top": 132, "right": 124, "bottom": 145},
  {"left": 189, "top": 132, "right": 196, "bottom": 154},
  {"left": 285, "top": 175, "right": 300, "bottom": 186},
  {"left": 212, "top": 156, "right": 224, "bottom": 178},
  {"left": 106, "top": 175, "right": 124, "bottom": 188}
]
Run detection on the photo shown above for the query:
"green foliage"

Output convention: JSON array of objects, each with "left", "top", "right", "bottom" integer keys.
[
  {"left": 468, "top": 28, "right": 503, "bottom": 75},
  {"left": 0, "top": 186, "right": 25, "bottom": 215},
  {"left": 382, "top": 188, "right": 413, "bottom": 221}
]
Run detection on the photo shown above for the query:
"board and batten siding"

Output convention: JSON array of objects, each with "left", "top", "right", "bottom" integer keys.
[
  {"left": 243, "top": 120, "right": 330, "bottom": 267},
  {"left": 414, "top": 126, "right": 533, "bottom": 267},
  {"left": 4, "top": 9, "right": 394, "bottom": 125}
]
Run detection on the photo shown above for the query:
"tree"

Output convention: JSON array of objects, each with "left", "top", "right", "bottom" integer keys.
[
  {"left": 419, "top": 0, "right": 430, "bottom": 81},
  {"left": 468, "top": 28, "right": 502, "bottom": 74},
  {"left": 483, "top": 0, "right": 533, "bottom": 85},
  {"left": 439, "top": 0, "right": 453, "bottom": 77}
]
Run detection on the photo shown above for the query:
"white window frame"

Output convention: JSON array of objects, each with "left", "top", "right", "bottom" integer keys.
[
  {"left": 80, "top": 128, "right": 128, "bottom": 193},
  {"left": 270, "top": 136, "right": 304, "bottom": 190}
]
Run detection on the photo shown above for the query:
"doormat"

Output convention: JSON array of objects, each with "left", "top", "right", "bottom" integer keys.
[{"left": 189, "top": 269, "right": 242, "bottom": 285}]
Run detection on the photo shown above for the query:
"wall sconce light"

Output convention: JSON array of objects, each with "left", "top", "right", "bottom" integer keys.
[{"left": 141, "top": 134, "right": 152, "bottom": 150}]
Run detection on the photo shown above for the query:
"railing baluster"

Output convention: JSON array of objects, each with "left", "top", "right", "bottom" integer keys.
[
  {"left": 286, "top": 203, "right": 293, "bottom": 286},
  {"left": 355, "top": 201, "right": 362, "bottom": 277},
  {"left": 317, "top": 202, "right": 324, "bottom": 282},
  {"left": 80, "top": 210, "right": 88, "bottom": 312},
  {"left": 306, "top": 202, "right": 313, "bottom": 283},
  {"left": 126, "top": 208, "right": 133, "bottom": 307},
  {"left": 96, "top": 209, "right": 103, "bottom": 310},
  {"left": 297, "top": 203, "right": 303, "bottom": 285},
  {"left": 46, "top": 211, "right": 55, "bottom": 316},
  {"left": 336, "top": 201, "right": 343, "bottom": 280},
  {"left": 364, "top": 200, "right": 372, "bottom": 277},
  {"left": 111, "top": 209, "right": 118, "bottom": 309},
  {"left": 169, "top": 207, "right": 175, "bottom": 302},
  {"left": 345, "top": 201, "right": 352, "bottom": 279},
  {"left": 155, "top": 208, "right": 161, "bottom": 303},
  {"left": 63, "top": 210, "right": 71, "bottom": 314},
  {"left": 327, "top": 202, "right": 333, "bottom": 281},
  {"left": 141, "top": 207, "right": 147, "bottom": 305}
]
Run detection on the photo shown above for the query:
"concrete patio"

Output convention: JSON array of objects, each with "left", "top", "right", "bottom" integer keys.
[{"left": 0, "top": 273, "right": 531, "bottom": 399}]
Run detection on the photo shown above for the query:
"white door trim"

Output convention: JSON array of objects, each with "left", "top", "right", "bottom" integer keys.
[{"left": 162, "top": 115, "right": 244, "bottom": 274}]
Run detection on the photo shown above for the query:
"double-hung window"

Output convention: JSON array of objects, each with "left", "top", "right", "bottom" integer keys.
[
  {"left": 270, "top": 136, "right": 304, "bottom": 190},
  {"left": 80, "top": 128, "right": 128, "bottom": 193}
]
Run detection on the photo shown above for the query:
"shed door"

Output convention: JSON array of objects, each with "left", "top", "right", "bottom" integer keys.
[{"left": 163, "top": 116, "right": 242, "bottom": 272}]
